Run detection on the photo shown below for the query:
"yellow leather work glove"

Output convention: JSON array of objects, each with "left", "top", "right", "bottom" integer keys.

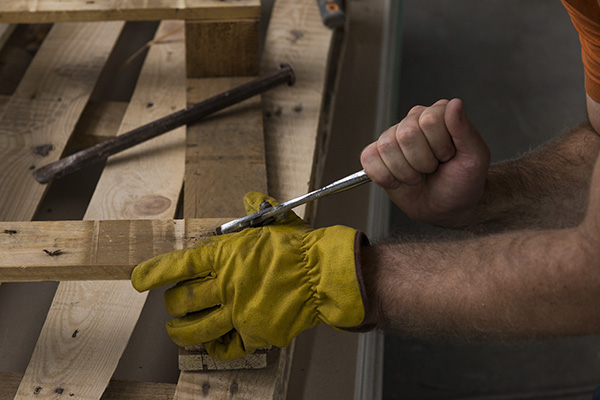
[{"left": 131, "top": 192, "right": 371, "bottom": 361}]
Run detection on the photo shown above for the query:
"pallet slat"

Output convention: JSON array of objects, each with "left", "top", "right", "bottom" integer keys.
[
  {"left": 0, "top": 218, "right": 226, "bottom": 281},
  {"left": 14, "top": 21, "right": 187, "bottom": 400},
  {"left": 0, "top": 21, "right": 124, "bottom": 222},
  {"left": 262, "top": 0, "right": 336, "bottom": 221},
  {"left": 2, "top": 372, "right": 177, "bottom": 400},
  {"left": 0, "top": 1, "right": 260, "bottom": 23},
  {"left": 173, "top": 0, "right": 337, "bottom": 397},
  {"left": 174, "top": 343, "right": 294, "bottom": 400},
  {"left": 184, "top": 77, "right": 267, "bottom": 218}
]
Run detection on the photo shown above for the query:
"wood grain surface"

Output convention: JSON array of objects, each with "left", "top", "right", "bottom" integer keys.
[
  {"left": 0, "top": 0, "right": 260, "bottom": 23},
  {"left": 0, "top": 218, "right": 226, "bottom": 281},
  {"left": 1, "top": 372, "right": 177, "bottom": 400},
  {"left": 261, "top": 0, "right": 335, "bottom": 220},
  {"left": 172, "top": 0, "right": 335, "bottom": 397},
  {"left": 0, "top": 21, "right": 124, "bottom": 222},
  {"left": 14, "top": 21, "right": 187, "bottom": 400},
  {"left": 185, "top": 19, "right": 259, "bottom": 78},
  {"left": 184, "top": 77, "right": 267, "bottom": 218}
]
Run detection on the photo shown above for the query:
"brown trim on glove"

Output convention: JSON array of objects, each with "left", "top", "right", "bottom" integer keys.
[{"left": 342, "top": 231, "right": 377, "bottom": 333}]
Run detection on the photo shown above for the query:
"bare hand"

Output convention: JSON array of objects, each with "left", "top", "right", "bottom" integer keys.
[{"left": 361, "top": 98, "right": 490, "bottom": 226}]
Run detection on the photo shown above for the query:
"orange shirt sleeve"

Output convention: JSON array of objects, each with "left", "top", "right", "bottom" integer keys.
[{"left": 562, "top": 0, "right": 600, "bottom": 102}]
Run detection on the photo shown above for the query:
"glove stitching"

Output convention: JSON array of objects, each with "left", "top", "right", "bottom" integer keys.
[{"left": 297, "top": 231, "right": 323, "bottom": 325}]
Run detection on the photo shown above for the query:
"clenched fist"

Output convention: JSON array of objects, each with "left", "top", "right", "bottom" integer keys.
[{"left": 361, "top": 98, "right": 490, "bottom": 226}]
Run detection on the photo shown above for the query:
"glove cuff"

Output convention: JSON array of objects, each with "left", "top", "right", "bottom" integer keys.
[{"left": 340, "top": 231, "right": 376, "bottom": 332}]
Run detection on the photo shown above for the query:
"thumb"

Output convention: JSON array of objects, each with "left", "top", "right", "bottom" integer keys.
[{"left": 444, "top": 98, "right": 489, "bottom": 159}]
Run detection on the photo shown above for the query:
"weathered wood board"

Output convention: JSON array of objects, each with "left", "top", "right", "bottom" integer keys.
[
  {"left": 184, "top": 77, "right": 267, "bottom": 218},
  {"left": 172, "top": 0, "right": 337, "bottom": 397},
  {"left": 0, "top": 21, "right": 124, "bottom": 222},
  {"left": 14, "top": 21, "right": 187, "bottom": 400},
  {"left": 261, "top": 0, "right": 335, "bottom": 221},
  {"left": 174, "top": 343, "right": 294, "bottom": 400},
  {"left": 0, "top": 0, "right": 260, "bottom": 23},
  {"left": 1, "top": 372, "right": 177, "bottom": 400},
  {"left": 1, "top": 0, "right": 340, "bottom": 396},
  {"left": 185, "top": 19, "right": 259, "bottom": 78},
  {"left": 0, "top": 218, "right": 225, "bottom": 281}
]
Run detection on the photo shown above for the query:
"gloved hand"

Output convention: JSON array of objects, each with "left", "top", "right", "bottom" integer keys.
[{"left": 131, "top": 192, "right": 371, "bottom": 361}]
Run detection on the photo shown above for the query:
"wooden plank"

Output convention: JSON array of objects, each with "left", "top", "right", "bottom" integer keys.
[
  {"left": 185, "top": 19, "right": 259, "bottom": 78},
  {"left": 0, "top": 21, "right": 124, "bottom": 222},
  {"left": 261, "top": 0, "right": 335, "bottom": 221},
  {"left": 0, "top": 24, "right": 53, "bottom": 96},
  {"left": 14, "top": 21, "right": 187, "bottom": 400},
  {"left": 175, "top": 0, "right": 268, "bottom": 376},
  {"left": 174, "top": 0, "right": 335, "bottom": 396},
  {"left": 0, "top": 0, "right": 260, "bottom": 23},
  {"left": 174, "top": 343, "right": 294, "bottom": 400},
  {"left": 0, "top": 218, "right": 226, "bottom": 282},
  {"left": 179, "top": 346, "right": 272, "bottom": 371},
  {"left": 184, "top": 77, "right": 267, "bottom": 218},
  {"left": 1, "top": 372, "right": 177, "bottom": 400}
]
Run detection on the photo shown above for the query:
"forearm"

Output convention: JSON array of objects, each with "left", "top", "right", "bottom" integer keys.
[
  {"left": 363, "top": 226, "right": 600, "bottom": 340},
  {"left": 466, "top": 123, "right": 600, "bottom": 231}
]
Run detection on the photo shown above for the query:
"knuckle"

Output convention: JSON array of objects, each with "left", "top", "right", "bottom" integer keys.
[
  {"left": 408, "top": 105, "right": 426, "bottom": 115},
  {"left": 377, "top": 135, "right": 398, "bottom": 154},
  {"left": 395, "top": 126, "right": 420, "bottom": 147},
  {"left": 418, "top": 108, "right": 444, "bottom": 130},
  {"left": 360, "top": 146, "right": 378, "bottom": 167}
]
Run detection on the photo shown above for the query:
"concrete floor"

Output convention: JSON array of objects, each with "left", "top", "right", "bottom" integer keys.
[{"left": 384, "top": 1, "right": 600, "bottom": 399}]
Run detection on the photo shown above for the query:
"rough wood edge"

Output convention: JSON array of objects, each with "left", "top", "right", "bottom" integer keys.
[
  {"left": 304, "top": 28, "right": 347, "bottom": 223},
  {"left": 69, "top": 101, "right": 129, "bottom": 148},
  {"left": 0, "top": 21, "right": 125, "bottom": 222},
  {"left": 0, "top": 1, "right": 260, "bottom": 24},
  {"left": 0, "top": 372, "right": 176, "bottom": 400},
  {"left": 178, "top": 347, "right": 273, "bottom": 371},
  {"left": 13, "top": 20, "right": 187, "bottom": 400},
  {"left": 0, "top": 218, "right": 227, "bottom": 282},
  {"left": 185, "top": 19, "right": 259, "bottom": 78}
]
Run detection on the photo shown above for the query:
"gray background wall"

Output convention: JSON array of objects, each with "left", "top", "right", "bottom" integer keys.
[{"left": 384, "top": 1, "right": 600, "bottom": 399}]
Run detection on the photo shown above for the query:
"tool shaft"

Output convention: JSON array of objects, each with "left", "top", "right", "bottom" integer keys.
[
  {"left": 216, "top": 170, "right": 371, "bottom": 235},
  {"left": 33, "top": 64, "right": 295, "bottom": 184}
]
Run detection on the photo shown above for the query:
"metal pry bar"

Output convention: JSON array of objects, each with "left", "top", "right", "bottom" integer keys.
[
  {"left": 216, "top": 170, "right": 372, "bottom": 235},
  {"left": 32, "top": 64, "right": 296, "bottom": 184}
]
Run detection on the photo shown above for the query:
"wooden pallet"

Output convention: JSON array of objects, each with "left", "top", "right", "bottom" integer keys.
[{"left": 0, "top": 0, "right": 340, "bottom": 399}]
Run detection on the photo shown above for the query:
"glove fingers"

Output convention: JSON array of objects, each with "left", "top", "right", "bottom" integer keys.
[
  {"left": 164, "top": 279, "right": 220, "bottom": 317},
  {"left": 203, "top": 331, "right": 248, "bottom": 361},
  {"left": 131, "top": 244, "right": 217, "bottom": 292},
  {"left": 166, "top": 306, "right": 231, "bottom": 347}
]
